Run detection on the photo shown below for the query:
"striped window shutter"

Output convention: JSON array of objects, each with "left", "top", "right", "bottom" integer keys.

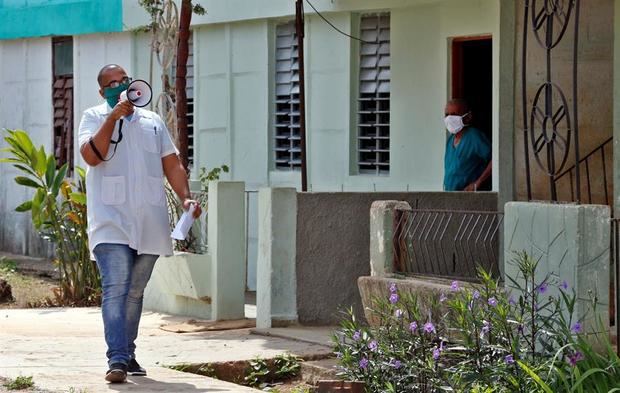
[
  {"left": 274, "top": 21, "right": 301, "bottom": 170},
  {"left": 358, "top": 14, "right": 390, "bottom": 175},
  {"left": 186, "top": 33, "right": 195, "bottom": 167},
  {"left": 52, "top": 37, "right": 74, "bottom": 174}
]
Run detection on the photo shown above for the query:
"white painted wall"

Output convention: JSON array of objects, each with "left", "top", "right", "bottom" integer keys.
[
  {"left": 73, "top": 32, "right": 134, "bottom": 168},
  {"left": 190, "top": 0, "right": 500, "bottom": 192},
  {"left": 0, "top": 37, "right": 54, "bottom": 256}
]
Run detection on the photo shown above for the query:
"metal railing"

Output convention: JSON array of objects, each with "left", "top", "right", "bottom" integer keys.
[
  {"left": 393, "top": 209, "right": 503, "bottom": 281},
  {"left": 553, "top": 136, "right": 612, "bottom": 205}
]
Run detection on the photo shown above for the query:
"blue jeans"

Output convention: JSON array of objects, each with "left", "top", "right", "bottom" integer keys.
[{"left": 93, "top": 243, "right": 158, "bottom": 367}]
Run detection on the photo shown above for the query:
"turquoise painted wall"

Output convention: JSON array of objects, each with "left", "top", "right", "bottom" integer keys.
[{"left": 0, "top": 0, "right": 123, "bottom": 40}]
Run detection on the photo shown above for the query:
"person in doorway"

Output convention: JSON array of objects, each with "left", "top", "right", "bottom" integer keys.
[
  {"left": 78, "top": 64, "right": 202, "bottom": 383},
  {"left": 443, "top": 99, "right": 492, "bottom": 191}
]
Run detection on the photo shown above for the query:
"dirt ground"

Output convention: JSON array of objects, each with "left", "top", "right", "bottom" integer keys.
[{"left": 0, "top": 258, "right": 58, "bottom": 309}]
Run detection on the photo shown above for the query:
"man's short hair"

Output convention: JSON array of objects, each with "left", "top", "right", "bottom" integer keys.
[
  {"left": 447, "top": 98, "right": 470, "bottom": 113},
  {"left": 97, "top": 64, "right": 124, "bottom": 87}
]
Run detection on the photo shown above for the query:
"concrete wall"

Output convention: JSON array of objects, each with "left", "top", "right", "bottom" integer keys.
[
  {"left": 514, "top": 0, "right": 614, "bottom": 203},
  {"left": 295, "top": 191, "right": 497, "bottom": 324},
  {"left": 191, "top": 0, "right": 503, "bottom": 193},
  {"left": 504, "top": 202, "right": 610, "bottom": 334},
  {"left": 0, "top": 32, "right": 134, "bottom": 257},
  {"left": 0, "top": 38, "right": 54, "bottom": 257}
]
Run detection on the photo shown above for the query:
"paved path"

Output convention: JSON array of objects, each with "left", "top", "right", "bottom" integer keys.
[{"left": 0, "top": 308, "right": 333, "bottom": 392}]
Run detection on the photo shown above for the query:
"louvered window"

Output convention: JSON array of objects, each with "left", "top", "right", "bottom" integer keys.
[
  {"left": 172, "top": 33, "right": 195, "bottom": 167},
  {"left": 274, "top": 21, "right": 301, "bottom": 170},
  {"left": 358, "top": 14, "right": 390, "bottom": 175},
  {"left": 52, "top": 37, "right": 74, "bottom": 173},
  {"left": 186, "top": 34, "right": 195, "bottom": 167}
]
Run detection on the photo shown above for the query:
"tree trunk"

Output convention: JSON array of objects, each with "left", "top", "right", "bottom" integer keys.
[{"left": 176, "top": 0, "right": 192, "bottom": 170}]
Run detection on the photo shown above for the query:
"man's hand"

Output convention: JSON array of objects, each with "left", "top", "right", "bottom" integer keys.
[
  {"left": 109, "top": 100, "right": 134, "bottom": 121},
  {"left": 183, "top": 198, "right": 202, "bottom": 219},
  {"left": 464, "top": 182, "right": 478, "bottom": 192}
]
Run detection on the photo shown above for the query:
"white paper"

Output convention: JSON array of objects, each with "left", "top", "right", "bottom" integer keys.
[{"left": 171, "top": 203, "right": 196, "bottom": 240}]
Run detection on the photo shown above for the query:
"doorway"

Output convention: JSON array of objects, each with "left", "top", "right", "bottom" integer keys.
[{"left": 451, "top": 35, "right": 493, "bottom": 189}]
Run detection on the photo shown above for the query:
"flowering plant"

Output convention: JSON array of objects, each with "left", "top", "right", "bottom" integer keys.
[{"left": 334, "top": 252, "right": 620, "bottom": 392}]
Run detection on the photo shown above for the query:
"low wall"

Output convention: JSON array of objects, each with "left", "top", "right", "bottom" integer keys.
[{"left": 295, "top": 192, "right": 497, "bottom": 325}]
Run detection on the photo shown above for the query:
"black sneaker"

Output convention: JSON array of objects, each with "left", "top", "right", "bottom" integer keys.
[
  {"left": 105, "top": 362, "right": 127, "bottom": 383},
  {"left": 128, "top": 358, "right": 147, "bottom": 376}
]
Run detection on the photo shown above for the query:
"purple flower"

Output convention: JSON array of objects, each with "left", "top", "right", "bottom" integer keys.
[
  {"left": 432, "top": 348, "right": 441, "bottom": 360},
  {"left": 473, "top": 290, "right": 481, "bottom": 300},
  {"left": 424, "top": 322, "right": 436, "bottom": 334},
  {"left": 451, "top": 281, "right": 460, "bottom": 291},
  {"left": 568, "top": 351, "right": 584, "bottom": 367},
  {"left": 409, "top": 321, "right": 418, "bottom": 333},
  {"left": 352, "top": 330, "right": 361, "bottom": 341},
  {"left": 488, "top": 297, "right": 498, "bottom": 307},
  {"left": 509, "top": 296, "right": 516, "bottom": 306},
  {"left": 517, "top": 324, "right": 524, "bottom": 334},
  {"left": 481, "top": 320, "right": 491, "bottom": 334},
  {"left": 389, "top": 282, "right": 397, "bottom": 293},
  {"left": 505, "top": 354, "right": 515, "bottom": 365},
  {"left": 359, "top": 357, "right": 369, "bottom": 369},
  {"left": 389, "top": 358, "right": 402, "bottom": 369},
  {"left": 571, "top": 322, "right": 583, "bottom": 334},
  {"left": 538, "top": 282, "right": 548, "bottom": 294},
  {"left": 394, "top": 309, "right": 404, "bottom": 318},
  {"left": 389, "top": 293, "right": 399, "bottom": 304},
  {"left": 560, "top": 280, "right": 569, "bottom": 291},
  {"left": 368, "top": 340, "right": 378, "bottom": 352},
  {"left": 439, "top": 293, "right": 447, "bottom": 303}
]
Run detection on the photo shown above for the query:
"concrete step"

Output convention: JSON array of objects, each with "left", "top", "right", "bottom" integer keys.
[{"left": 301, "top": 358, "right": 339, "bottom": 385}]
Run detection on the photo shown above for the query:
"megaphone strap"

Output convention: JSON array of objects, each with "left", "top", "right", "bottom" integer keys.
[{"left": 90, "top": 119, "right": 124, "bottom": 162}]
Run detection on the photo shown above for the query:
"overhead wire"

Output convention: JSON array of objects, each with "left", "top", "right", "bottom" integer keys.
[{"left": 303, "top": 0, "right": 374, "bottom": 44}]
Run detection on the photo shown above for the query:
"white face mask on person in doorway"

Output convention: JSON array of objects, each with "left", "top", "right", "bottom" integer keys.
[{"left": 444, "top": 112, "right": 470, "bottom": 135}]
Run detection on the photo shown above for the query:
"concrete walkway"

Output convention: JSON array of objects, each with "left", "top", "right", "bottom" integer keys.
[{"left": 0, "top": 308, "right": 333, "bottom": 392}]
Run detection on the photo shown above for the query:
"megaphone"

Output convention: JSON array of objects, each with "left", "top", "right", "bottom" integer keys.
[{"left": 119, "top": 79, "right": 152, "bottom": 108}]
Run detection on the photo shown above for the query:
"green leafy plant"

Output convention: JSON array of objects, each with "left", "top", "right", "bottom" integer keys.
[
  {"left": 334, "top": 251, "right": 620, "bottom": 392},
  {"left": 0, "top": 129, "right": 99, "bottom": 305},
  {"left": 3, "top": 375, "right": 34, "bottom": 390},
  {"left": 245, "top": 356, "right": 271, "bottom": 388},
  {"left": 243, "top": 354, "right": 302, "bottom": 388},
  {"left": 166, "top": 164, "right": 229, "bottom": 253}
]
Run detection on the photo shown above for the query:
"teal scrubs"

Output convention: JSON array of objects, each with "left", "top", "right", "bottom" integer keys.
[{"left": 443, "top": 127, "right": 491, "bottom": 191}]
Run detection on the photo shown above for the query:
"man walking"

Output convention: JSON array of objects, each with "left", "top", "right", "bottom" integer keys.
[{"left": 78, "top": 64, "right": 201, "bottom": 383}]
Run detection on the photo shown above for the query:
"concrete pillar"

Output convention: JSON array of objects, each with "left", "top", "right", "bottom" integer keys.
[
  {"left": 256, "top": 188, "right": 297, "bottom": 329},
  {"left": 208, "top": 181, "right": 246, "bottom": 320},
  {"left": 369, "top": 200, "right": 412, "bottom": 277},
  {"left": 504, "top": 202, "right": 610, "bottom": 333}
]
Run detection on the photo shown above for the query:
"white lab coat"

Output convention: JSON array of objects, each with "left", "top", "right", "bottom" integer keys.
[{"left": 78, "top": 103, "right": 178, "bottom": 258}]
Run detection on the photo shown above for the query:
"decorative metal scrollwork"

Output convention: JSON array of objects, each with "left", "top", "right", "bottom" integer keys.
[{"left": 522, "top": 0, "right": 581, "bottom": 201}]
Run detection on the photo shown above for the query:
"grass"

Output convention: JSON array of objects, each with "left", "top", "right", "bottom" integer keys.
[{"left": 3, "top": 376, "right": 34, "bottom": 390}]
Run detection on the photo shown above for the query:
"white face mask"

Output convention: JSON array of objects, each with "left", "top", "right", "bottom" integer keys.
[{"left": 444, "top": 113, "right": 469, "bottom": 135}]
